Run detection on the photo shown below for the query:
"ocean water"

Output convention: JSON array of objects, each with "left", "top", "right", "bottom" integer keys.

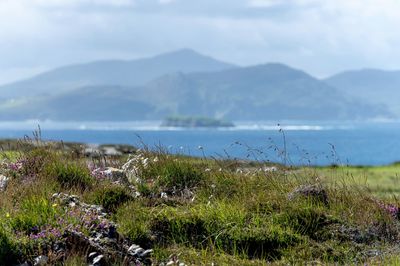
[{"left": 1, "top": 120, "right": 400, "bottom": 166}]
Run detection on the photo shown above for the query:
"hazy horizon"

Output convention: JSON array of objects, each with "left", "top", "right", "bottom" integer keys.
[{"left": 2, "top": 0, "right": 400, "bottom": 84}]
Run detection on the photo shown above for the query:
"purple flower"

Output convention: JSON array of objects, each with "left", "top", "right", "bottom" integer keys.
[{"left": 378, "top": 202, "right": 399, "bottom": 218}]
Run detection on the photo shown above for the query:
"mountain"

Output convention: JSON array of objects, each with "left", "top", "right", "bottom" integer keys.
[
  {"left": 0, "top": 63, "right": 391, "bottom": 121},
  {"left": 0, "top": 49, "right": 236, "bottom": 99},
  {"left": 325, "top": 69, "right": 400, "bottom": 115}
]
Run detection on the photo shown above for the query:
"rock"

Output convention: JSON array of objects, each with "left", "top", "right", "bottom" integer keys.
[
  {"left": 84, "top": 146, "right": 103, "bottom": 157},
  {"left": 101, "top": 146, "right": 122, "bottom": 157},
  {"left": 131, "top": 247, "right": 144, "bottom": 256},
  {"left": 288, "top": 184, "right": 328, "bottom": 205},
  {"left": 263, "top": 166, "right": 278, "bottom": 172},
  {"left": 52, "top": 193, "right": 80, "bottom": 207},
  {"left": 0, "top": 174, "right": 9, "bottom": 192},
  {"left": 94, "top": 167, "right": 129, "bottom": 185},
  {"left": 92, "top": 254, "right": 106, "bottom": 266},
  {"left": 181, "top": 188, "right": 194, "bottom": 199},
  {"left": 88, "top": 252, "right": 99, "bottom": 261},
  {"left": 33, "top": 255, "right": 48, "bottom": 266},
  {"left": 140, "top": 249, "right": 153, "bottom": 258},
  {"left": 128, "top": 244, "right": 141, "bottom": 253},
  {"left": 54, "top": 194, "right": 151, "bottom": 265}
]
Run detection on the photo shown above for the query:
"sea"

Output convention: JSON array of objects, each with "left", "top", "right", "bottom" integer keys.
[{"left": 1, "top": 120, "right": 400, "bottom": 166}]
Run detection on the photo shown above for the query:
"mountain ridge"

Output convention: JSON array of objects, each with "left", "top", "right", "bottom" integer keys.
[
  {"left": 0, "top": 49, "right": 236, "bottom": 99},
  {"left": 0, "top": 61, "right": 391, "bottom": 121},
  {"left": 325, "top": 69, "right": 400, "bottom": 115}
]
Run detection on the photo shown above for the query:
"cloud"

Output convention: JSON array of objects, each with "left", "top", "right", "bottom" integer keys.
[
  {"left": 158, "top": 0, "right": 176, "bottom": 5},
  {"left": 31, "top": 0, "right": 136, "bottom": 8},
  {"left": 248, "top": 0, "right": 286, "bottom": 8},
  {"left": 0, "top": 0, "right": 400, "bottom": 84}
]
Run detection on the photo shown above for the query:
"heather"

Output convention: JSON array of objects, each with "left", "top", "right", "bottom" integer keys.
[{"left": 1, "top": 138, "right": 400, "bottom": 265}]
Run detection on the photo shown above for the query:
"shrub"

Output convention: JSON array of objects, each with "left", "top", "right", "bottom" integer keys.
[
  {"left": 0, "top": 227, "right": 18, "bottom": 265},
  {"left": 18, "top": 148, "right": 54, "bottom": 178},
  {"left": 92, "top": 185, "right": 133, "bottom": 212}
]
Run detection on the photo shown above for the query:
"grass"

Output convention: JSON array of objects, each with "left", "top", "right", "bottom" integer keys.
[
  {"left": 313, "top": 164, "right": 400, "bottom": 197},
  {"left": 1, "top": 139, "right": 400, "bottom": 264}
]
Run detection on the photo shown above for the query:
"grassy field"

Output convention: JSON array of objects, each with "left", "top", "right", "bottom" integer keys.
[
  {"left": 312, "top": 164, "right": 400, "bottom": 198},
  {"left": 1, "top": 139, "right": 400, "bottom": 265}
]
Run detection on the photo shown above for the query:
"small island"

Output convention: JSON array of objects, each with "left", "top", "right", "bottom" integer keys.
[{"left": 161, "top": 116, "right": 235, "bottom": 128}]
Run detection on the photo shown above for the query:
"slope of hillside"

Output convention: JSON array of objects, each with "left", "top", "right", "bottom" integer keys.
[
  {"left": 0, "top": 49, "right": 236, "bottom": 99},
  {"left": 325, "top": 69, "right": 400, "bottom": 115},
  {"left": 0, "top": 64, "right": 391, "bottom": 121}
]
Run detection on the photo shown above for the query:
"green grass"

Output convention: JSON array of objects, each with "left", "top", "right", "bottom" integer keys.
[
  {"left": 91, "top": 184, "right": 133, "bottom": 212},
  {"left": 0, "top": 151, "right": 19, "bottom": 161},
  {"left": 1, "top": 140, "right": 400, "bottom": 264},
  {"left": 312, "top": 164, "right": 400, "bottom": 197}
]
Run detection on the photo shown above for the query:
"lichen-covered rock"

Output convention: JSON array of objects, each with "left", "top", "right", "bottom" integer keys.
[
  {"left": 0, "top": 174, "right": 9, "bottom": 192},
  {"left": 91, "top": 167, "right": 129, "bottom": 185},
  {"left": 52, "top": 193, "right": 152, "bottom": 265}
]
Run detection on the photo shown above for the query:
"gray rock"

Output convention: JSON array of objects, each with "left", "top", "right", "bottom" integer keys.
[
  {"left": 263, "top": 166, "right": 278, "bottom": 172},
  {"left": 52, "top": 193, "right": 80, "bottom": 207},
  {"left": 127, "top": 244, "right": 140, "bottom": 253},
  {"left": 88, "top": 251, "right": 98, "bottom": 261},
  {"left": 92, "top": 254, "right": 105, "bottom": 266},
  {"left": 140, "top": 249, "right": 153, "bottom": 258},
  {"left": 0, "top": 174, "right": 9, "bottom": 192},
  {"left": 54, "top": 194, "right": 150, "bottom": 265},
  {"left": 101, "top": 167, "right": 129, "bottom": 184},
  {"left": 101, "top": 146, "right": 122, "bottom": 157},
  {"left": 130, "top": 247, "right": 144, "bottom": 256},
  {"left": 84, "top": 146, "right": 103, "bottom": 157},
  {"left": 33, "top": 255, "right": 48, "bottom": 266}
]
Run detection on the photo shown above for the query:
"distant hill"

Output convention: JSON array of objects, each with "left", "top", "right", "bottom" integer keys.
[
  {"left": 0, "top": 63, "right": 391, "bottom": 121},
  {"left": 325, "top": 69, "right": 400, "bottom": 115},
  {"left": 0, "top": 49, "right": 236, "bottom": 99}
]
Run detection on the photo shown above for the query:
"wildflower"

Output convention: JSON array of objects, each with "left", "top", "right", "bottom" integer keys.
[
  {"left": 5, "top": 212, "right": 10, "bottom": 218},
  {"left": 52, "top": 203, "right": 58, "bottom": 208}
]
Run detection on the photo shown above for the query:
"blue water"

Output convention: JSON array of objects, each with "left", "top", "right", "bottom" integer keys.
[{"left": 1, "top": 121, "right": 400, "bottom": 166}]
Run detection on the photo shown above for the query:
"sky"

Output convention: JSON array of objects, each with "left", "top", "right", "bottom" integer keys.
[{"left": 0, "top": 0, "right": 399, "bottom": 84}]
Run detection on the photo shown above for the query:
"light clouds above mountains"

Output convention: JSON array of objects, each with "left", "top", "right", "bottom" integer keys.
[{"left": 0, "top": 0, "right": 399, "bottom": 84}]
